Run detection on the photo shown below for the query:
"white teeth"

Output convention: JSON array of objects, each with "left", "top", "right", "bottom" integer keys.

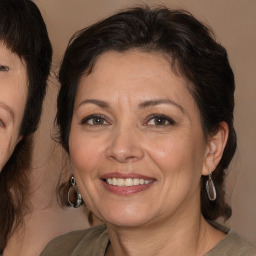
[
  {"left": 117, "top": 178, "right": 124, "bottom": 187},
  {"left": 125, "top": 178, "right": 133, "bottom": 186},
  {"left": 107, "top": 178, "right": 112, "bottom": 185},
  {"left": 105, "top": 178, "right": 153, "bottom": 186},
  {"left": 112, "top": 178, "right": 117, "bottom": 185},
  {"left": 133, "top": 178, "right": 140, "bottom": 185}
]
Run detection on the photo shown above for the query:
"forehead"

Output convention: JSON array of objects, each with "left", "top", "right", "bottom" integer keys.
[
  {"left": 76, "top": 50, "right": 195, "bottom": 106},
  {"left": 73, "top": 50, "right": 205, "bottom": 139},
  {"left": 0, "top": 42, "right": 26, "bottom": 69},
  {"left": 0, "top": 43, "right": 28, "bottom": 125}
]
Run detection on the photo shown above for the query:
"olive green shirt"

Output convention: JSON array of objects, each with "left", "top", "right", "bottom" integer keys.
[{"left": 40, "top": 224, "right": 256, "bottom": 256}]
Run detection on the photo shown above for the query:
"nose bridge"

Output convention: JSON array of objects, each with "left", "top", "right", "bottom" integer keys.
[{"left": 106, "top": 120, "right": 144, "bottom": 163}]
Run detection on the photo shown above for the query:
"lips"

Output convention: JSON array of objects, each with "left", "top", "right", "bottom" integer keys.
[{"left": 101, "top": 173, "right": 155, "bottom": 195}]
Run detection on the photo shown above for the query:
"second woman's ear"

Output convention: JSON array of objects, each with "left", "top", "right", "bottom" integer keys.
[{"left": 202, "top": 122, "right": 229, "bottom": 176}]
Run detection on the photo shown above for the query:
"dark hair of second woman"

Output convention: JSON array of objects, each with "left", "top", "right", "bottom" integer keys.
[
  {"left": 56, "top": 6, "right": 236, "bottom": 223},
  {"left": 0, "top": 0, "right": 52, "bottom": 251}
]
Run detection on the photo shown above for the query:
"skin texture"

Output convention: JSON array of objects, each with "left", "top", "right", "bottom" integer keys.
[
  {"left": 0, "top": 43, "right": 27, "bottom": 171},
  {"left": 69, "top": 50, "right": 228, "bottom": 255}
]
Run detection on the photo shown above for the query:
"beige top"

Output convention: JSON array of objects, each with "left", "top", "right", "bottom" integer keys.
[{"left": 40, "top": 223, "right": 256, "bottom": 256}]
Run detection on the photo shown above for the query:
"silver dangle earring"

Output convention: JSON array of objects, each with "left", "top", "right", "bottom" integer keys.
[
  {"left": 206, "top": 173, "right": 217, "bottom": 201},
  {"left": 67, "top": 176, "right": 83, "bottom": 208}
]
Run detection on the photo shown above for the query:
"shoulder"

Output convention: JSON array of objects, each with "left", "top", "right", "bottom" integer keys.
[
  {"left": 206, "top": 228, "right": 256, "bottom": 256},
  {"left": 226, "top": 231, "right": 256, "bottom": 255},
  {"left": 39, "top": 225, "right": 108, "bottom": 256}
]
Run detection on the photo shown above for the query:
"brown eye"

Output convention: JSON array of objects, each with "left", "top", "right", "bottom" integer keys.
[
  {"left": 147, "top": 114, "right": 176, "bottom": 126},
  {"left": 154, "top": 117, "right": 168, "bottom": 125},
  {"left": 80, "top": 114, "right": 108, "bottom": 126},
  {"left": 0, "top": 65, "right": 9, "bottom": 72},
  {"left": 92, "top": 116, "right": 105, "bottom": 125},
  {"left": 0, "top": 120, "right": 5, "bottom": 127}
]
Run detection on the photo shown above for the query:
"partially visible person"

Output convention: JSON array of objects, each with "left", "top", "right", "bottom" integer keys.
[
  {"left": 41, "top": 6, "right": 256, "bottom": 256},
  {"left": 0, "top": 0, "right": 52, "bottom": 254}
]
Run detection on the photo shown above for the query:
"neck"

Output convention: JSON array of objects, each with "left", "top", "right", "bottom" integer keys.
[{"left": 105, "top": 197, "right": 225, "bottom": 256}]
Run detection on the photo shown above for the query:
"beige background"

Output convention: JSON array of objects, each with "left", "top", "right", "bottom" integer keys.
[{"left": 32, "top": 0, "right": 255, "bottom": 247}]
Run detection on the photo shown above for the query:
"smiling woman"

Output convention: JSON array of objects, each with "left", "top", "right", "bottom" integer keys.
[
  {"left": 0, "top": 45, "right": 28, "bottom": 171},
  {"left": 69, "top": 50, "right": 212, "bottom": 229},
  {"left": 41, "top": 6, "right": 255, "bottom": 256},
  {"left": 0, "top": 0, "right": 52, "bottom": 253}
]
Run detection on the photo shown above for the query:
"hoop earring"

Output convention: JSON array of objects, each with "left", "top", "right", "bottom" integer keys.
[
  {"left": 206, "top": 173, "right": 216, "bottom": 201},
  {"left": 67, "top": 176, "right": 83, "bottom": 208}
]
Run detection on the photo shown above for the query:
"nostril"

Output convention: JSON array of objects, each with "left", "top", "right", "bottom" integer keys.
[
  {"left": 108, "top": 152, "right": 143, "bottom": 163},
  {"left": 105, "top": 130, "right": 144, "bottom": 162}
]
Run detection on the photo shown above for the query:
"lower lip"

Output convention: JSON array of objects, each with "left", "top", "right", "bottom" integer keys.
[{"left": 101, "top": 180, "right": 154, "bottom": 196}]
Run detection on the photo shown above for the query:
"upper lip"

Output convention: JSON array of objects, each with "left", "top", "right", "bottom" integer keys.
[{"left": 100, "top": 172, "right": 155, "bottom": 180}]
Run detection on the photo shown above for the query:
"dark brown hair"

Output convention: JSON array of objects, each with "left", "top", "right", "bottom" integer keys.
[
  {"left": 57, "top": 6, "right": 236, "bottom": 223},
  {"left": 0, "top": 0, "right": 52, "bottom": 251}
]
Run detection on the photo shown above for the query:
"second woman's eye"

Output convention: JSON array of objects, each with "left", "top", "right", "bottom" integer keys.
[
  {"left": 0, "top": 65, "right": 9, "bottom": 72},
  {"left": 146, "top": 114, "right": 176, "bottom": 126},
  {"left": 0, "top": 119, "right": 5, "bottom": 128},
  {"left": 80, "top": 115, "right": 108, "bottom": 126}
]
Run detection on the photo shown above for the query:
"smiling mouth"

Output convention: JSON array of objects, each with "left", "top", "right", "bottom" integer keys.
[{"left": 104, "top": 178, "right": 154, "bottom": 187}]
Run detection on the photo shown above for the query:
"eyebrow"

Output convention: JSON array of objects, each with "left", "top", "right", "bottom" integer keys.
[
  {"left": 139, "top": 99, "right": 185, "bottom": 113},
  {"left": 78, "top": 98, "right": 185, "bottom": 113},
  {"left": 0, "top": 102, "right": 14, "bottom": 120},
  {"left": 78, "top": 99, "right": 110, "bottom": 109}
]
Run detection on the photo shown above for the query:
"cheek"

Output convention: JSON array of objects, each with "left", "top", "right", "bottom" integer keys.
[
  {"left": 0, "top": 136, "right": 15, "bottom": 171},
  {"left": 145, "top": 133, "right": 205, "bottom": 210},
  {"left": 0, "top": 149, "right": 7, "bottom": 171},
  {"left": 69, "top": 130, "right": 104, "bottom": 175},
  {"left": 146, "top": 130, "right": 205, "bottom": 178}
]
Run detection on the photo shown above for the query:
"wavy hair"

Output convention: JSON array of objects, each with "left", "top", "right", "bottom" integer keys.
[
  {"left": 57, "top": 6, "right": 236, "bottom": 223},
  {"left": 0, "top": 0, "right": 52, "bottom": 251}
]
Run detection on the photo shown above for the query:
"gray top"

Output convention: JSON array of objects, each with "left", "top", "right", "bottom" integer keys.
[{"left": 40, "top": 223, "right": 256, "bottom": 256}]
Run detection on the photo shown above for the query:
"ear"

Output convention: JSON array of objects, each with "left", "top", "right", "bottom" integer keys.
[{"left": 202, "top": 122, "right": 229, "bottom": 176}]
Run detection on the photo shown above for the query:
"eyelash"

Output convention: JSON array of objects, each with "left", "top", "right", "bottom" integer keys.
[
  {"left": 80, "top": 114, "right": 109, "bottom": 126},
  {"left": 80, "top": 114, "right": 176, "bottom": 127},
  {"left": 0, "top": 65, "right": 9, "bottom": 72},
  {"left": 0, "top": 119, "right": 5, "bottom": 128},
  {"left": 145, "top": 114, "right": 176, "bottom": 126}
]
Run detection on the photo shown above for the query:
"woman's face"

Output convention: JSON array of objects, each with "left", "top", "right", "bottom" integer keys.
[
  {"left": 0, "top": 43, "right": 28, "bottom": 171},
  {"left": 69, "top": 50, "right": 212, "bottom": 228}
]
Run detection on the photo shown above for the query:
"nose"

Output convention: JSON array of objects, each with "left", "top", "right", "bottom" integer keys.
[{"left": 106, "top": 124, "right": 144, "bottom": 163}]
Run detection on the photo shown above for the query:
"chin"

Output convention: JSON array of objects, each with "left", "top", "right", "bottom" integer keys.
[
  {"left": 107, "top": 218, "right": 150, "bottom": 229},
  {"left": 99, "top": 206, "right": 155, "bottom": 228}
]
